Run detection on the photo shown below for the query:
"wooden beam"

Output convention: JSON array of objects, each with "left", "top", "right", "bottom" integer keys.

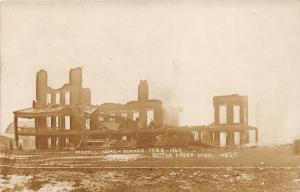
[
  {"left": 14, "top": 115, "right": 19, "bottom": 147},
  {"left": 255, "top": 129, "right": 258, "bottom": 144},
  {"left": 35, "top": 118, "right": 38, "bottom": 149}
]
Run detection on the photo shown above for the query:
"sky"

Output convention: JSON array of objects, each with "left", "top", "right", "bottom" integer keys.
[{"left": 1, "top": 0, "right": 300, "bottom": 145}]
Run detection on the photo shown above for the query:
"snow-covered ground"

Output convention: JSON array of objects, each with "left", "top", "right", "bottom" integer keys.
[
  {"left": 1, "top": 168, "right": 300, "bottom": 192},
  {"left": 103, "top": 154, "right": 143, "bottom": 161},
  {"left": 0, "top": 174, "right": 33, "bottom": 191},
  {"left": 38, "top": 181, "right": 74, "bottom": 192},
  {"left": 1, "top": 146, "right": 300, "bottom": 191}
]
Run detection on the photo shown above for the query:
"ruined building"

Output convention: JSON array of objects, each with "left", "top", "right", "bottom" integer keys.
[
  {"left": 13, "top": 67, "right": 258, "bottom": 149},
  {"left": 211, "top": 95, "right": 256, "bottom": 146},
  {"left": 13, "top": 67, "right": 96, "bottom": 149},
  {"left": 92, "top": 80, "right": 163, "bottom": 129}
]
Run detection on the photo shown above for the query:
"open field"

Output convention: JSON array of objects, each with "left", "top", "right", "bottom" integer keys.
[{"left": 1, "top": 145, "right": 300, "bottom": 191}]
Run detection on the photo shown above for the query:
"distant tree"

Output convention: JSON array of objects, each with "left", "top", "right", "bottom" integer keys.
[{"left": 73, "top": 106, "right": 89, "bottom": 149}]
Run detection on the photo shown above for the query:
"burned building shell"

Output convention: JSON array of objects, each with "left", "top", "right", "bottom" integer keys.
[
  {"left": 14, "top": 67, "right": 95, "bottom": 149},
  {"left": 13, "top": 67, "right": 258, "bottom": 150},
  {"left": 91, "top": 80, "right": 163, "bottom": 130}
]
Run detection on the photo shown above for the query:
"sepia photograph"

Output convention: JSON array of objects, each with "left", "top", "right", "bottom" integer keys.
[{"left": 0, "top": 0, "right": 300, "bottom": 191}]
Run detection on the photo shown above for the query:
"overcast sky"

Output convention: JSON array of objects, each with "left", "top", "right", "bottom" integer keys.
[{"left": 1, "top": 0, "right": 300, "bottom": 145}]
